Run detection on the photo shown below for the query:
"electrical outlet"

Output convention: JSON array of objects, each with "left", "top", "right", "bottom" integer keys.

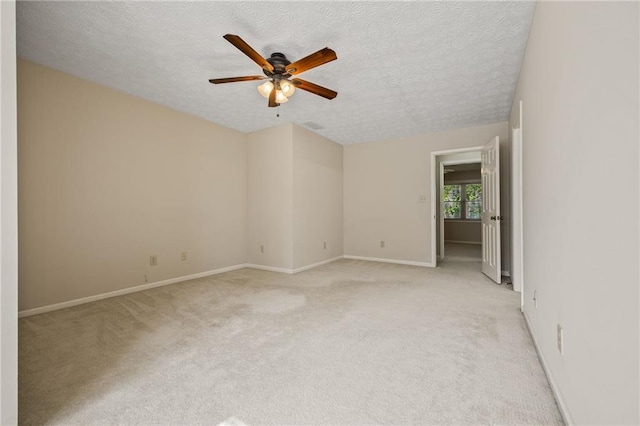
[
  {"left": 150, "top": 255, "right": 157, "bottom": 266},
  {"left": 181, "top": 251, "right": 188, "bottom": 261},
  {"left": 323, "top": 241, "right": 327, "bottom": 250},
  {"left": 533, "top": 290, "right": 538, "bottom": 308},
  {"left": 260, "top": 245, "right": 264, "bottom": 254},
  {"left": 380, "top": 240, "right": 385, "bottom": 248},
  {"left": 557, "top": 324, "right": 563, "bottom": 354}
]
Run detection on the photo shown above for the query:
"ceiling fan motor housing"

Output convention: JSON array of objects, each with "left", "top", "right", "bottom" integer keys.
[{"left": 264, "top": 53, "right": 292, "bottom": 77}]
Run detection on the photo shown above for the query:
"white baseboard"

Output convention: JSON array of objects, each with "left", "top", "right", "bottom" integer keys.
[
  {"left": 501, "top": 270, "right": 511, "bottom": 277},
  {"left": 523, "top": 311, "right": 573, "bottom": 425},
  {"left": 292, "top": 256, "right": 343, "bottom": 274},
  {"left": 244, "top": 264, "right": 293, "bottom": 274},
  {"left": 444, "top": 240, "right": 482, "bottom": 245},
  {"left": 18, "top": 264, "right": 248, "bottom": 318},
  {"left": 19, "top": 255, "right": 431, "bottom": 318},
  {"left": 343, "top": 255, "right": 435, "bottom": 268},
  {"left": 246, "top": 256, "right": 344, "bottom": 275}
]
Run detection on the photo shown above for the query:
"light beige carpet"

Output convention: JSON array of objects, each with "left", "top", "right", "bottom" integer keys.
[
  {"left": 444, "top": 242, "right": 482, "bottom": 261},
  {"left": 19, "top": 259, "right": 563, "bottom": 425}
]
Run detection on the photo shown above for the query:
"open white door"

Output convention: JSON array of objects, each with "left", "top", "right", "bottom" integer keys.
[{"left": 481, "top": 136, "right": 501, "bottom": 283}]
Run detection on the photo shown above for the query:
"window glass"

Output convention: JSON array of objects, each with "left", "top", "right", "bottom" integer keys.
[
  {"left": 443, "top": 182, "right": 481, "bottom": 220},
  {"left": 443, "top": 185, "right": 461, "bottom": 219},
  {"left": 465, "top": 184, "right": 482, "bottom": 219},
  {"left": 466, "top": 202, "right": 481, "bottom": 220}
]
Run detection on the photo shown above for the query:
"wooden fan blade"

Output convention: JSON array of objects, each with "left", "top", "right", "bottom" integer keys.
[
  {"left": 291, "top": 78, "right": 337, "bottom": 100},
  {"left": 286, "top": 48, "right": 337, "bottom": 75},
  {"left": 209, "top": 76, "right": 266, "bottom": 84},
  {"left": 268, "top": 88, "right": 278, "bottom": 107},
  {"left": 223, "top": 34, "right": 274, "bottom": 72}
]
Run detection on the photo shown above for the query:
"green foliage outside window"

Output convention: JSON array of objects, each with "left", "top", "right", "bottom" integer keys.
[
  {"left": 465, "top": 184, "right": 482, "bottom": 220},
  {"left": 443, "top": 185, "right": 461, "bottom": 219},
  {"left": 443, "top": 183, "right": 482, "bottom": 220}
]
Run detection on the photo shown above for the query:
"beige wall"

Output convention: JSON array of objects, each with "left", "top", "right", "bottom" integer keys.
[
  {"left": 246, "top": 123, "right": 343, "bottom": 271},
  {"left": 18, "top": 63, "right": 344, "bottom": 307},
  {"left": 444, "top": 222, "right": 481, "bottom": 244},
  {"left": 246, "top": 124, "right": 293, "bottom": 270},
  {"left": 292, "top": 124, "right": 343, "bottom": 269},
  {"left": 344, "top": 122, "right": 508, "bottom": 264},
  {"left": 510, "top": 2, "right": 639, "bottom": 424},
  {"left": 18, "top": 60, "right": 248, "bottom": 311}
]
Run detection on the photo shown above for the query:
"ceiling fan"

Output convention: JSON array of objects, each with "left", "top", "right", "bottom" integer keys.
[{"left": 209, "top": 34, "right": 338, "bottom": 108}]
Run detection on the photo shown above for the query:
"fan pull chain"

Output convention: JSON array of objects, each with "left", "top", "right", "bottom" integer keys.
[{"left": 276, "top": 105, "right": 280, "bottom": 118}]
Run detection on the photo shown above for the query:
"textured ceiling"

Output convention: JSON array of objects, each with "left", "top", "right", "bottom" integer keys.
[{"left": 17, "top": 1, "right": 535, "bottom": 145}]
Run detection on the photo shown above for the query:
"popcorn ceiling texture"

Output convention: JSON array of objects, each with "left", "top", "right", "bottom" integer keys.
[{"left": 17, "top": 1, "right": 535, "bottom": 145}]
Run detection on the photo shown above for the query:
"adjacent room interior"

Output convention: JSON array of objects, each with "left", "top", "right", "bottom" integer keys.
[
  {"left": 442, "top": 161, "right": 483, "bottom": 261},
  {"left": 1, "top": 1, "right": 638, "bottom": 425}
]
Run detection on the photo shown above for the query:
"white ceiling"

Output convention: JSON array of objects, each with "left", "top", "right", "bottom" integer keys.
[{"left": 16, "top": 1, "right": 535, "bottom": 145}]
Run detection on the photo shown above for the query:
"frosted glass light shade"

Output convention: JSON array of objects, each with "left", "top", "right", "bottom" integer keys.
[
  {"left": 257, "top": 81, "right": 274, "bottom": 98},
  {"left": 275, "top": 90, "right": 288, "bottom": 103},
  {"left": 280, "top": 81, "right": 295, "bottom": 97}
]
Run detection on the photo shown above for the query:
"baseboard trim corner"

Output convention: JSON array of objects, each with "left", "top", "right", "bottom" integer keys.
[
  {"left": 292, "top": 256, "right": 343, "bottom": 274},
  {"left": 244, "top": 264, "right": 293, "bottom": 274},
  {"left": 343, "top": 255, "right": 435, "bottom": 268},
  {"left": 522, "top": 311, "right": 574, "bottom": 425},
  {"left": 18, "top": 264, "right": 247, "bottom": 318}
]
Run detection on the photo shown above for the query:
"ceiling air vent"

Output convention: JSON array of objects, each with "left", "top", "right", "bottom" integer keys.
[{"left": 302, "top": 121, "right": 324, "bottom": 130}]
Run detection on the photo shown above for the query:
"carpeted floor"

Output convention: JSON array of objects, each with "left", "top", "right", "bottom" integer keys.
[
  {"left": 19, "top": 259, "right": 563, "bottom": 425},
  {"left": 444, "top": 242, "right": 482, "bottom": 261}
]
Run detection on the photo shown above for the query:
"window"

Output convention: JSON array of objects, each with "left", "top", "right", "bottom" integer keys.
[{"left": 443, "top": 183, "right": 482, "bottom": 220}]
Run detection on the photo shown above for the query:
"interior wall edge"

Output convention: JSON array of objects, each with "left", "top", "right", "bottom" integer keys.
[
  {"left": 0, "top": 0, "right": 18, "bottom": 424},
  {"left": 291, "top": 255, "right": 343, "bottom": 274}
]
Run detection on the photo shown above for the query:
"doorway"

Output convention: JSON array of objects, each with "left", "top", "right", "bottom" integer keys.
[
  {"left": 441, "top": 161, "right": 482, "bottom": 262},
  {"left": 430, "top": 139, "right": 502, "bottom": 284},
  {"left": 431, "top": 148, "right": 482, "bottom": 264}
]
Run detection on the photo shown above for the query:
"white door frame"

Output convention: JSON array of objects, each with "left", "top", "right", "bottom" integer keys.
[
  {"left": 512, "top": 100, "right": 524, "bottom": 310},
  {"left": 439, "top": 158, "right": 482, "bottom": 260},
  {"left": 0, "top": 0, "right": 19, "bottom": 424},
  {"left": 430, "top": 146, "right": 484, "bottom": 266}
]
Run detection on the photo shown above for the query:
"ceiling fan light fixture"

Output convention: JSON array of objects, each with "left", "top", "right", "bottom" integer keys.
[
  {"left": 280, "top": 81, "right": 295, "bottom": 97},
  {"left": 210, "top": 34, "right": 338, "bottom": 107},
  {"left": 275, "top": 89, "right": 288, "bottom": 104},
  {"left": 257, "top": 80, "right": 274, "bottom": 98}
]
